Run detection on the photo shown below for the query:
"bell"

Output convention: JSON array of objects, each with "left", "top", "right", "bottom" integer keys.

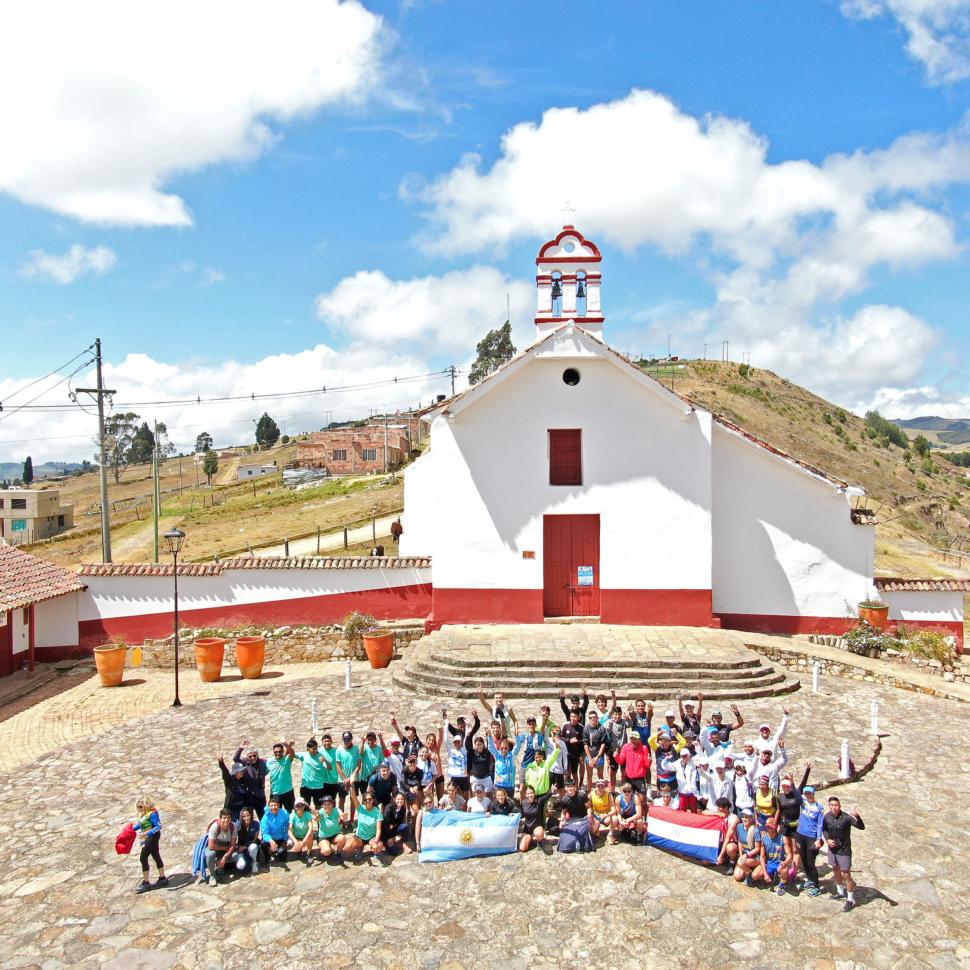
[
  {"left": 576, "top": 280, "right": 586, "bottom": 298},
  {"left": 551, "top": 281, "right": 562, "bottom": 299}
]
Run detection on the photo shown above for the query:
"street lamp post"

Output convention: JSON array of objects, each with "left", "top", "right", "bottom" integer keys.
[{"left": 164, "top": 527, "right": 186, "bottom": 707}]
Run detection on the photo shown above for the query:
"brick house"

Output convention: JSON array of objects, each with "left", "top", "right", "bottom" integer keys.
[
  {"left": 296, "top": 424, "right": 411, "bottom": 475},
  {"left": 0, "top": 488, "right": 74, "bottom": 545}
]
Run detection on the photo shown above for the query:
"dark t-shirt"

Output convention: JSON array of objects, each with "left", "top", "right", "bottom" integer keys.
[
  {"left": 560, "top": 792, "right": 589, "bottom": 819},
  {"left": 583, "top": 724, "right": 609, "bottom": 755},
  {"left": 560, "top": 723, "right": 584, "bottom": 759},
  {"left": 368, "top": 775, "right": 397, "bottom": 806},
  {"left": 401, "top": 767, "right": 424, "bottom": 792},
  {"left": 469, "top": 748, "right": 495, "bottom": 779},
  {"left": 521, "top": 800, "right": 542, "bottom": 829},
  {"left": 490, "top": 798, "right": 517, "bottom": 816},
  {"left": 823, "top": 811, "right": 865, "bottom": 853}
]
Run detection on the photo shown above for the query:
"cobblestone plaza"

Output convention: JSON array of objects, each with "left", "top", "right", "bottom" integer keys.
[{"left": 0, "top": 648, "right": 967, "bottom": 970}]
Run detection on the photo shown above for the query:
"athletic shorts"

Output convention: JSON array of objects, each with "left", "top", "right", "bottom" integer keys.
[
  {"left": 586, "top": 755, "right": 605, "bottom": 768},
  {"left": 322, "top": 783, "right": 341, "bottom": 800},
  {"left": 318, "top": 832, "right": 341, "bottom": 844},
  {"left": 766, "top": 860, "right": 782, "bottom": 879},
  {"left": 470, "top": 775, "right": 493, "bottom": 793},
  {"left": 448, "top": 775, "right": 469, "bottom": 790},
  {"left": 626, "top": 777, "right": 648, "bottom": 795},
  {"left": 550, "top": 771, "right": 565, "bottom": 788},
  {"left": 300, "top": 786, "right": 325, "bottom": 808},
  {"left": 607, "top": 753, "right": 619, "bottom": 770},
  {"left": 679, "top": 794, "right": 698, "bottom": 812},
  {"left": 827, "top": 850, "right": 852, "bottom": 871}
]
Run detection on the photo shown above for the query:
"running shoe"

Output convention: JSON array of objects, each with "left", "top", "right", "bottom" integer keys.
[
  {"left": 744, "top": 874, "right": 753, "bottom": 887},
  {"left": 807, "top": 886, "right": 824, "bottom": 898},
  {"left": 134, "top": 881, "right": 152, "bottom": 894},
  {"left": 776, "top": 883, "right": 786, "bottom": 895},
  {"left": 154, "top": 877, "right": 169, "bottom": 888},
  {"left": 842, "top": 899, "right": 855, "bottom": 912}
]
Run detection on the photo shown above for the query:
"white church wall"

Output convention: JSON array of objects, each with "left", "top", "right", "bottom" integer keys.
[
  {"left": 35, "top": 594, "right": 79, "bottom": 649},
  {"left": 881, "top": 590, "right": 964, "bottom": 626},
  {"left": 711, "top": 424, "right": 873, "bottom": 633}
]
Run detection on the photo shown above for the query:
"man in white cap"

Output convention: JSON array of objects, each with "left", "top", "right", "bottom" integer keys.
[
  {"left": 656, "top": 709, "right": 682, "bottom": 742},
  {"left": 755, "top": 739, "right": 789, "bottom": 791},
  {"left": 754, "top": 706, "right": 790, "bottom": 756}
]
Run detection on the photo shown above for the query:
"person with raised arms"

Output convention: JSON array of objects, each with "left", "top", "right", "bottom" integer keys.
[
  {"left": 823, "top": 795, "right": 865, "bottom": 912},
  {"left": 297, "top": 738, "right": 332, "bottom": 810},
  {"left": 478, "top": 684, "right": 517, "bottom": 738},
  {"left": 232, "top": 741, "right": 269, "bottom": 819},
  {"left": 583, "top": 710, "right": 609, "bottom": 791},
  {"left": 267, "top": 740, "right": 297, "bottom": 813}
]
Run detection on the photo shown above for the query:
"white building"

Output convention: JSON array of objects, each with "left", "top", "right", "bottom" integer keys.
[
  {"left": 400, "top": 226, "right": 963, "bottom": 643},
  {"left": 237, "top": 462, "right": 278, "bottom": 481}
]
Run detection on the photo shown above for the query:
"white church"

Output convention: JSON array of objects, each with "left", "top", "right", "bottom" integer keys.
[{"left": 401, "top": 226, "right": 887, "bottom": 636}]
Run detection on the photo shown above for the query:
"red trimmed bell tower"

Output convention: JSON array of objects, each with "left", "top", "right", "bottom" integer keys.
[{"left": 534, "top": 226, "right": 604, "bottom": 342}]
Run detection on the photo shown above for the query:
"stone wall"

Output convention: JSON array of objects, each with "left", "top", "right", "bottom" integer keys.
[
  {"left": 134, "top": 624, "right": 422, "bottom": 668},
  {"left": 800, "top": 633, "right": 968, "bottom": 682}
]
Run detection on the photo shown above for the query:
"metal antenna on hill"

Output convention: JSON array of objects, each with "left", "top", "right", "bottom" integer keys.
[{"left": 76, "top": 338, "right": 116, "bottom": 563}]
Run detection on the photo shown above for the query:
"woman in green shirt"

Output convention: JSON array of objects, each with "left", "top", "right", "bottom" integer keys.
[
  {"left": 289, "top": 800, "right": 316, "bottom": 865},
  {"left": 316, "top": 794, "right": 346, "bottom": 859},
  {"left": 343, "top": 789, "right": 385, "bottom": 860}
]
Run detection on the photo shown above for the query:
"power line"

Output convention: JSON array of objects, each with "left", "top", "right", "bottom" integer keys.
[
  {"left": 0, "top": 345, "right": 94, "bottom": 410},
  {"left": 0, "top": 358, "right": 94, "bottom": 424}
]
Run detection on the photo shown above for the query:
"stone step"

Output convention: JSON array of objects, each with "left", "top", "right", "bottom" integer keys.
[
  {"left": 420, "top": 652, "right": 767, "bottom": 676},
  {"left": 543, "top": 616, "right": 602, "bottom": 624}
]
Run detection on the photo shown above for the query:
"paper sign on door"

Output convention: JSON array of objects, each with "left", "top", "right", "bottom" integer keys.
[{"left": 577, "top": 566, "right": 594, "bottom": 586}]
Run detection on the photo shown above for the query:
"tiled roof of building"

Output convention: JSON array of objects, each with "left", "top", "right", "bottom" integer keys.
[
  {"left": 875, "top": 577, "right": 970, "bottom": 592},
  {"left": 0, "top": 541, "right": 87, "bottom": 612},
  {"left": 79, "top": 556, "right": 432, "bottom": 577},
  {"left": 850, "top": 509, "right": 879, "bottom": 525}
]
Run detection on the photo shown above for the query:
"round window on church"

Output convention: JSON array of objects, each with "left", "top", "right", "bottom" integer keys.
[{"left": 562, "top": 368, "right": 581, "bottom": 386}]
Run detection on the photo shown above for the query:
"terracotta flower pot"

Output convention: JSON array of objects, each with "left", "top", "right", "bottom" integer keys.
[
  {"left": 235, "top": 636, "right": 265, "bottom": 679},
  {"left": 195, "top": 637, "right": 226, "bottom": 682},
  {"left": 93, "top": 645, "right": 127, "bottom": 687},
  {"left": 859, "top": 604, "right": 890, "bottom": 632},
  {"left": 363, "top": 631, "right": 394, "bottom": 669}
]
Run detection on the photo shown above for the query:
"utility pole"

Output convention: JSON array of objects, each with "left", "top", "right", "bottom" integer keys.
[
  {"left": 449, "top": 365, "right": 456, "bottom": 397},
  {"left": 703, "top": 343, "right": 707, "bottom": 360},
  {"left": 383, "top": 408, "right": 388, "bottom": 474},
  {"left": 76, "top": 338, "right": 116, "bottom": 563},
  {"left": 153, "top": 421, "right": 160, "bottom": 564}
]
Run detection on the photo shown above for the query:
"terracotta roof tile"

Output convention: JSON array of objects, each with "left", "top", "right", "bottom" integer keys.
[
  {"left": 0, "top": 541, "right": 87, "bottom": 612},
  {"left": 850, "top": 509, "right": 879, "bottom": 525},
  {"left": 78, "top": 562, "right": 223, "bottom": 577},
  {"left": 78, "top": 556, "right": 432, "bottom": 576},
  {"left": 875, "top": 577, "right": 970, "bottom": 592}
]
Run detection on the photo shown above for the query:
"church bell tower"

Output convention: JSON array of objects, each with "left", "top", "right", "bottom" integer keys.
[{"left": 533, "top": 226, "right": 604, "bottom": 342}]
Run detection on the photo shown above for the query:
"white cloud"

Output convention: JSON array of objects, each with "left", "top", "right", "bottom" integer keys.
[
  {"left": 414, "top": 89, "right": 970, "bottom": 404},
  {"left": 0, "top": 343, "right": 453, "bottom": 465},
  {"left": 841, "top": 0, "right": 970, "bottom": 84},
  {"left": 0, "top": 0, "right": 384, "bottom": 226},
  {"left": 315, "top": 266, "right": 535, "bottom": 353},
  {"left": 17, "top": 244, "right": 118, "bottom": 284},
  {"left": 198, "top": 268, "right": 226, "bottom": 288}
]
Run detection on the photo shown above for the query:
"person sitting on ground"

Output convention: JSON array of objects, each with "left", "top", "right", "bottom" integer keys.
[
  {"left": 490, "top": 785, "right": 518, "bottom": 816},
  {"left": 708, "top": 797, "right": 741, "bottom": 870},
  {"left": 134, "top": 795, "right": 167, "bottom": 894},
  {"left": 518, "top": 785, "right": 546, "bottom": 852},
  {"left": 478, "top": 684, "right": 517, "bottom": 738},
  {"left": 290, "top": 799, "right": 316, "bottom": 866},
  {"left": 382, "top": 791, "right": 413, "bottom": 854},
  {"left": 234, "top": 806, "right": 261, "bottom": 874},
  {"left": 589, "top": 778, "right": 615, "bottom": 840},
  {"left": 259, "top": 796, "right": 290, "bottom": 865},
  {"left": 206, "top": 809, "right": 238, "bottom": 881},
  {"left": 217, "top": 752, "right": 252, "bottom": 822},
  {"left": 343, "top": 789, "right": 385, "bottom": 860},
  {"left": 761, "top": 819, "right": 793, "bottom": 894},
  {"left": 733, "top": 809, "right": 762, "bottom": 883},
  {"left": 233, "top": 741, "right": 269, "bottom": 819},
  {"left": 678, "top": 693, "right": 703, "bottom": 738},
  {"left": 614, "top": 782, "right": 646, "bottom": 844},
  {"left": 367, "top": 762, "right": 398, "bottom": 809},
  {"left": 467, "top": 782, "right": 492, "bottom": 813},
  {"left": 438, "top": 780, "right": 466, "bottom": 812},
  {"left": 559, "top": 779, "right": 593, "bottom": 835},
  {"left": 560, "top": 685, "right": 590, "bottom": 724},
  {"left": 267, "top": 740, "right": 297, "bottom": 813},
  {"left": 316, "top": 794, "right": 346, "bottom": 860}
]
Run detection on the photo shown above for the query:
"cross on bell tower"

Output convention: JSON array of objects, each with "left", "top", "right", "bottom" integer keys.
[{"left": 533, "top": 226, "right": 604, "bottom": 343}]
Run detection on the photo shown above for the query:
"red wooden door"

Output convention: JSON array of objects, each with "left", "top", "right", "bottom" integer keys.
[
  {"left": 543, "top": 514, "right": 600, "bottom": 617},
  {"left": 0, "top": 612, "right": 13, "bottom": 678}
]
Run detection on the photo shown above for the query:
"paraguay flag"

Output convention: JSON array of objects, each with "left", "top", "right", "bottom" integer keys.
[
  {"left": 420, "top": 811, "right": 520, "bottom": 863},
  {"left": 646, "top": 806, "right": 722, "bottom": 864}
]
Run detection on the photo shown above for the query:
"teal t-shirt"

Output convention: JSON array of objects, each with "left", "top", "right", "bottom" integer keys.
[
  {"left": 356, "top": 805, "right": 383, "bottom": 841},
  {"left": 298, "top": 752, "right": 329, "bottom": 788},
  {"left": 291, "top": 810, "right": 312, "bottom": 839},
  {"left": 334, "top": 745, "right": 361, "bottom": 781},
  {"left": 268, "top": 755, "right": 294, "bottom": 794},
  {"left": 361, "top": 743, "right": 385, "bottom": 779},
  {"left": 318, "top": 747, "right": 339, "bottom": 785},
  {"left": 317, "top": 808, "right": 342, "bottom": 838}
]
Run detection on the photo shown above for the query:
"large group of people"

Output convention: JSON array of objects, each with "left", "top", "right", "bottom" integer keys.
[{"left": 131, "top": 687, "right": 865, "bottom": 911}]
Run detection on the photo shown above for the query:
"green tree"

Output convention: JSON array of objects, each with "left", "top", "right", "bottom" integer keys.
[
  {"left": 255, "top": 413, "right": 280, "bottom": 448},
  {"left": 202, "top": 450, "right": 218, "bottom": 485},
  {"left": 195, "top": 432, "right": 213, "bottom": 453},
  {"left": 469, "top": 321, "right": 516, "bottom": 385},
  {"left": 912, "top": 434, "right": 931, "bottom": 458},
  {"left": 127, "top": 422, "right": 156, "bottom": 465},
  {"left": 99, "top": 412, "right": 140, "bottom": 484},
  {"left": 864, "top": 410, "right": 909, "bottom": 448},
  {"left": 22, "top": 456, "right": 33, "bottom": 486}
]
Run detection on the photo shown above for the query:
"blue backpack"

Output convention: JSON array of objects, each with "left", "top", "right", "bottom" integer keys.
[{"left": 557, "top": 818, "right": 596, "bottom": 853}]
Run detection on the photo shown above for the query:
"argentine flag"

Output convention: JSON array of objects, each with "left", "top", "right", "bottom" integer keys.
[
  {"left": 420, "top": 811, "right": 520, "bottom": 863},
  {"left": 646, "top": 806, "right": 723, "bottom": 864}
]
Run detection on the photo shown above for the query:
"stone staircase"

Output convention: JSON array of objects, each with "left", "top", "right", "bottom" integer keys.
[{"left": 392, "top": 627, "right": 799, "bottom": 701}]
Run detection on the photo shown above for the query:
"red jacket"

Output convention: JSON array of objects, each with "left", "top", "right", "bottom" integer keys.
[
  {"left": 115, "top": 823, "right": 137, "bottom": 855},
  {"left": 616, "top": 742, "right": 652, "bottom": 780}
]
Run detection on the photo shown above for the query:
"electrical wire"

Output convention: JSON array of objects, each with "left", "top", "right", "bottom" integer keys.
[
  {"left": 0, "top": 359, "right": 94, "bottom": 426},
  {"left": 0, "top": 345, "right": 94, "bottom": 409}
]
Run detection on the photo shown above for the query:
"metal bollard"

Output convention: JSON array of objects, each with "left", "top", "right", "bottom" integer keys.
[
  {"left": 311, "top": 698, "right": 318, "bottom": 735},
  {"left": 345, "top": 659, "right": 352, "bottom": 690},
  {"left": 813, "top": 661, "right": 820, "bottom": 693},
  {"left": 840, "top": 739, "right": 851, "bottom": 779},
  {"left": 870, "top": 699, "right": 879, "bottom": 735}
]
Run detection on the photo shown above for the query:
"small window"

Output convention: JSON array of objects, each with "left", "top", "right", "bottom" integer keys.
[
  {"left": 549, "top": 430, "right": 582, "bottom": 486},
  {"left": 23, "top": 608, "right": 28, "bottom": 624},
  {"left": 563, "top": 368, "right": 581, "bottom": 386},
  {"left": 0, "top": 499, "right": 4, "bottom": 508},
  {"left": 362, "top": 449, "right": 378, "bottom": 462},
  {"left": 332, "top": 449, "right": 347, "bottom": 462},
  {"left": 11, "top": 519, "right": 26, "bottom": 532},
  {"left": 11, "top": 498, "right": 26, "bottom": 510}
]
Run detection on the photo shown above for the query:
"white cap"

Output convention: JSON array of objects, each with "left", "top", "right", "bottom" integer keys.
[{"left": 665, "top": 709, "right": 676, "bottom": 718}]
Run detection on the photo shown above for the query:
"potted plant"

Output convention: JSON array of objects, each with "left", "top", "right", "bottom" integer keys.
[
  {"left": 93, "top": 634, "right": 128, "bottom": 687},
  {"left": 195, "top": 636, "right": 226, "bottom": 682},
  {"left": 235, "top": 634, "right": 266, "bottom": 679},
  {"left": 858, "top": 598, "right": 890, "bottom": 632},
  {"left": 344, "top": 611, "right": 393, "bottom": 669}
]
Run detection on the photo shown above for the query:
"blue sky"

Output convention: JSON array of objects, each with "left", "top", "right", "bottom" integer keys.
[{"left": 2, "top": 0, "right": 970, "bottom": 462}]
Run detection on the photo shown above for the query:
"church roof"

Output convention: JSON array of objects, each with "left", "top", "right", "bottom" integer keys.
[
  {"left": 429, "top": 323, "right": 859, "bottom": 493},
  {"left": 79, "top": 556, "right": 431, "bottom": 576},
  {"left": 0, "top": 541, "right": 87, "bottom": 612}
]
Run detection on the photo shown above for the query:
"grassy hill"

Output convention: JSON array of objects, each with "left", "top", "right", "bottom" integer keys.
[{"left": 893, "top": 416, "right": 970, "bottom": 450}]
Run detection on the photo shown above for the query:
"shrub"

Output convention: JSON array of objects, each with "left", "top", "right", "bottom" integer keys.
[
  {"left": 343, "top": 611, "right": 381, "bottom": 643},
  {"left": 842, "top": 623, "right": 896, "bottom": 655},
  {"left": 899, "top": 630, "right": 956, "bottom": 666},
  {"left": 823, "top": 412, "right": 833, "bottom": 425},
  {"left": 865, "top": 410, "right": 909, "bottom": 448}
]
